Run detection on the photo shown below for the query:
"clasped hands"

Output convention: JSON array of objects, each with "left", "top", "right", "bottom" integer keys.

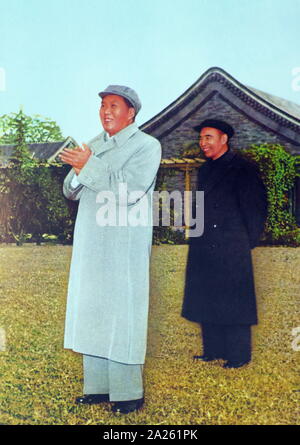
[{"left": 59, "top": 143, "right": 92, "bottom": 175}]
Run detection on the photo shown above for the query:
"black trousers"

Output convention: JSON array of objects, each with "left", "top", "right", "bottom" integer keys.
[{"left": 201, "top": 323, "right": 252, "bottom": 363}]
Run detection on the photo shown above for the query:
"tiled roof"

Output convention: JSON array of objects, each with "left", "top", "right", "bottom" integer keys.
[
  {"left": 141, "top": 67, "right": 300, "bottom": 146},
  {"left": 0, "top": 136, "right": 78, "bottom": 165}
]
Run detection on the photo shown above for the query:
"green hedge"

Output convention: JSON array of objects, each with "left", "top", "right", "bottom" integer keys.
[
  {"left": 1, "top": 143, "right": 300, "bottom": 246},
  {"left": 241, "top": 143, "right": 300, "bottom": 247},
  {"left": 0, "top": 161, "right": 77, "bottom": 245}
]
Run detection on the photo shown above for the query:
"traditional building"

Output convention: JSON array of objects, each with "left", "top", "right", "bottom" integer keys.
[
  {"left": 2, "top": 68, "right": 300, "bottom": 228},
  {"left": 0, "top": 136, "right": 77, "bottom": 167},
  {"left": 141, "top": 66, "right": 300, "bottom": 223}
]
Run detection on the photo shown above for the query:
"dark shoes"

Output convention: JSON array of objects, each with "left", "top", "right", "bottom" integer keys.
[
  {"left": 75, "top": 394, "right": 144, "bottom": 414},
  {"left": 193, "top": 355, "right": 250, "bottom": 368},
  {"left": 223, "top": 360, "right": 250, "bottom": 369},
  {"left": 193, "top": 354, "right": 222, "bottom": 361},
  {"left": 75, "top": 394, "right": 110, "bottom": 405},
  {"left": 112, "top": 398, "right": 144, "bottom": 414}
]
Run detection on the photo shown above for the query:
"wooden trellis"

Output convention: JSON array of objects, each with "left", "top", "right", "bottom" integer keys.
[{"left": 160, "top": 157, "right": 204, "bottom": 239}]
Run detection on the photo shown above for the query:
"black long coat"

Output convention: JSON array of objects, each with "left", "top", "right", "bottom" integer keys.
[{"left": 182, "top": 150, "right": 268, "bottom": 326}]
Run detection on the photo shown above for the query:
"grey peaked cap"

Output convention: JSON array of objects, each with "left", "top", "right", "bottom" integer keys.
[{"left": 98, "top": 85, "right": 142, "bottom": 114}]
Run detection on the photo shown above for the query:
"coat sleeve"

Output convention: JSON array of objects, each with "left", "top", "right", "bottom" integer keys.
[
  {"left": 75, "top": 136, "right": 161, "bottom": 206},
  {"left": 236, "top": 164, "right": 268, "bottom": 248},
  {"left": 63, "top": 168, "right": 84, "bottom": 201},
  {"left": 62, "top": 132, "right": 103, "bottom": 201}
]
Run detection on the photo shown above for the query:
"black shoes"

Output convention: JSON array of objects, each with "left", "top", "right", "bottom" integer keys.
[
  {"left": 193, "top": 355, "right": 250, "bottom": 368},
  {"left": 112, "top": 398, "right": 144, "bottom": 414},
  {"left": 75, "top": 394, "right": 144, "bottom": 414},
  {"left": 193, "top": 355, "right": 222, "bottom": 361},
  {"left": 223, "top": 360, "right": 250, "bottom": 369},
  {"left": 75, "top": 394, "right": 110, "bottom": 405}
]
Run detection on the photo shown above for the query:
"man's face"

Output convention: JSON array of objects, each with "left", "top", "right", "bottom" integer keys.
[
  {"left": 199, "top": 127, "right": 228, "bottom": 160},
  {"left": 99, "top": 94, "right": 135, "bottom": 136}
]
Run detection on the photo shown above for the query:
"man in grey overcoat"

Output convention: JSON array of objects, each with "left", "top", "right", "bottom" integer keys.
[
  {"left": 60, "top": 85, "right": 161, "bottom": 414},
  {"left": 182, "top": 119, "right": 268, "bottom": 369}
]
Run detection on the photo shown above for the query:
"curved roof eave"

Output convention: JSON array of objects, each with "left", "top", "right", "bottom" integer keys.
[{"left": 141, "top": 67, "right": 300, "bottom": 142}]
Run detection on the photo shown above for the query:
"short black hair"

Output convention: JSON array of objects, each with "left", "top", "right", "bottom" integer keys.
[{"left": 123, "top": 97, "right": 136, "bottom": 121}]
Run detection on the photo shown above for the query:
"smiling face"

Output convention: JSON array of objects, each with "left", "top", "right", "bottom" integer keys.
[
  {"left": 99, "top": 94, "right": 135, "bottom": 136},
  {"left": 199, "top": 127, "right": 229, "bottom": 160}
]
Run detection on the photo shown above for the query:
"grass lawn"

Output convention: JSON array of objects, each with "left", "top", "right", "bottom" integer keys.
[{"left": 0, "top": 244, "right": 299, "bottom": 425}]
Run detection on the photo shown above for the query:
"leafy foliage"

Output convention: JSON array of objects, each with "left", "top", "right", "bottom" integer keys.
[
  {"left": 0, "top": 109, "right": 75, "bottom": 244},
  {"left": 0, "top": 108, "right": 63, "bottom": 144},
  {"left": 181, "top": 140, "right": 202, "bottom": 159},
  {"left": 241, "top": 143, "right": 300, "bottom": 246},
  {"left": 156, "top": 142, "right": 300, "bottom": 246},
  {"left": 153, "top": 169, "right": 186, "bottom": 245}
]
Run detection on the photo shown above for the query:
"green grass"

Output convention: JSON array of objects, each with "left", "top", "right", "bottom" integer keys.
[{"left": 0, "top": 244, "right": 299, "bottom": 425}]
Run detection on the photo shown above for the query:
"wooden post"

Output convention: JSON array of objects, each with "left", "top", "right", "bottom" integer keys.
[{"left": 185, "top": 166, "right": 191, "bottom": 240}]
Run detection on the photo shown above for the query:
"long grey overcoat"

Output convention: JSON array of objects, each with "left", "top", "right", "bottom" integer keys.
[
  {"left": 182, "top": 150, "right": 268, "bottom": 326},
  {"left": 63, "top": 123, "right": 161, "bottom": 364}
]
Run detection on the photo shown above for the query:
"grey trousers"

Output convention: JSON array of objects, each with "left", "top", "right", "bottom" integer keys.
[{"left": 83, "top": 354, "right": 144, "bottom": 402}]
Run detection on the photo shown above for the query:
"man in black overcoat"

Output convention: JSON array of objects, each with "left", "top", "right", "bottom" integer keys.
[{"left": 182, "top": 119, "right": 268, "bottom": 368}]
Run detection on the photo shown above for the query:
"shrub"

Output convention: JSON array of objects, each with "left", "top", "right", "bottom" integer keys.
[
  {"left": 241, "top": 143, "right": 300, "bottom": 246},
  {"left": 152, "top": 169, "right": 187, "bottom": 245}
]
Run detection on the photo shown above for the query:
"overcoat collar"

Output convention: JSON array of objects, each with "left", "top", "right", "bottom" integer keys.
[
  {"left": 112, "top": 122, "right": 139, "bottom": 148},
  {"left": 91, "top": 123, "right": 139, "bottom": 156},
  {"left": 200, "top": 150, "right": 237, "bottom": 195}
]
